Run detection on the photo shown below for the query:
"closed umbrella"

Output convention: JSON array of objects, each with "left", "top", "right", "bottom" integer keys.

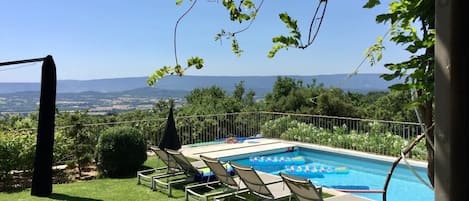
[{"left": 158, "top": 106, "right": 181, "bottom": 150}]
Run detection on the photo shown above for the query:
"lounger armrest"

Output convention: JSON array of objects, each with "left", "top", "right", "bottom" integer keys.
[
  {"left": 152, "top": 171, "right": 186, "bottom": 179},
  {"left": 185, "top": 181, "right": 231, "bottom": 201},
  {"left": 155, "top": 166, "right": 169, "bottom": 171},
  {"left": 137, "top": 166, "right": 171, "bottom": 176},
  {"left": 185, "top": 180, "right": 221, "bottom": 189},
  {"left": 213, "top": 189, "right": 250, "bottom": 201},
  {"left": 137, "top": 168, "right": 156, "bottom": 175},
  {"left": 317, "top": 185, "right": 323, "bottom": 197}
]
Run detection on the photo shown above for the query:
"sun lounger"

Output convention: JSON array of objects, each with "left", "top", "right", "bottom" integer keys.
[
  {"left": 152, "top": 149, "right": 210, "bottom": 197},
  {"left": 230, "top": 162, "right": 291, "bottom": 200},
  {"left": 137, "top": 146, "right": 205, "bottom": 190}
]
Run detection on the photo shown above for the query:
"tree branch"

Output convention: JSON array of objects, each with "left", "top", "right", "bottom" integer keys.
[
  {"left": 231, "top": 0, "right": 265, "bottom": 35},
  {"left": 174, "top": 0, "right": 198, "bottom": 65},
  {"left": 301, "top": 0, "right": 328, "bottom": 49}
]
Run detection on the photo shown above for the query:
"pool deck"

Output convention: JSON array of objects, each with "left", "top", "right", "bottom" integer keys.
[
  {"left": 181, "top": 138, "right": 294, "bottom": 159},
  {"left": 180, "top": 138, "right": 377, "bottom": 201}
]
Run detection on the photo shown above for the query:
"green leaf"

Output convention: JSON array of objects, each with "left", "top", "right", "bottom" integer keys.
[
  {"left": 268, "top": 43, "right": 286, "bottom": 58},
  {"left": 363, "top": 0, "right": 381, "bottom": 8},
  {"left": 147, "top": 66, "right": 173, "bottom": 87},
  {"left": 279, "top": 13, "right": 290, "bottom": 23},
  {"left": 242, "top": 0, "right": 254, "bottom": 9},
  {"left": 174, "top": 64, "right": 184, "bottom": 75},
  {"left": 405, "top": 44, "right": 419, "bottom": 53},
  {"left": 231, "top": 38, "right": 243, "bottom": 57},
  {"left": 380, "top": 73, "right": 398, "bottom": 81},
  {"left": 389, "top": 83, "right": 411, "bottom": 91},
  {"left": 176, "top": 0, "right": 183, "bottom": 6},
  {"left": 187, "top": 56, "right": 204, "bottom": 69},
  {"left": 214, "top": 29, "right": 226, "bottom": 41},
  {"left": 376, "top": 13, "right": 392, "bottom": 23}
]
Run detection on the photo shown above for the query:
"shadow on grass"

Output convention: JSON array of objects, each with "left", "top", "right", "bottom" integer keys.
[
  {"left": 103, "top": 166, "right": 152, "bottom": 179},
  {"left": 138, "top": 165, "right": 154, "bottom": 171},
  {"left": 49, "top": 193, "right": 103, "bottom": 201},
  {"left": 1, "top": 186, "right": 26, "bottom": 193}
]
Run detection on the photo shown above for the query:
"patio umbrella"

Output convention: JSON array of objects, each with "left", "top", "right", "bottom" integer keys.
[{"left": 158, "top": 106, "right": 181, "bottom": 150}]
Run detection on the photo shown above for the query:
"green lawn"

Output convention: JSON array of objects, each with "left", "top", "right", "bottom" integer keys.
[
  {"left": 0, "top": 156, "right": 187, "bottom": 201},
  {"left": 0, "top": 177, "right": 181, "bottom": 201},
  {"left": 0, "top": 156, "right": 328, "bottom": 201}
]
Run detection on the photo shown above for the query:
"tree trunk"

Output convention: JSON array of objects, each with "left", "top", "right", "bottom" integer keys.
[
  {"left": 31, "top": 55, "right": 57, "bottom": 197},
  {"left": 420, "top": 99, "right": 434, "bottom": 186}
]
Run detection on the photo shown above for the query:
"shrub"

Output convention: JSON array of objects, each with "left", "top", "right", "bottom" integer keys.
[
  {"left": 261, "top": 116, "right": 299, "bottom": 138},
  {"left": 0, "top": 130, "right": 35, "bottom": 189},
  {"left": 62, "top": 123, "right": 96, "bottom": 176},
  {"left": 96, "top": 126, "right": 147, "bottom": 177},
  {"left": 264, "top": 119, "right": 425, "bottom": 160},
  {"left": 53, "top": 131, "right": 73, "bottom": 165}
]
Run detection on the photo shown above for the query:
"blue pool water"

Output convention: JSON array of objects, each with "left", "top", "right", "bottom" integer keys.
[{"left": 228, "top": 147, "right": 434, "bottom": 201}]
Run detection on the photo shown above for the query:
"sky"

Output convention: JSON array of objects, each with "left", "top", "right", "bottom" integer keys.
[{"left": 0, "top": 0, "right": 408, "bottom": 82}]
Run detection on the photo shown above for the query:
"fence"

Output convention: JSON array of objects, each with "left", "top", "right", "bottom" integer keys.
[
  {"left": 4, "top": 111, "right": 426, "bottom": 163},
  {"left": 162, "top": 112, "right": 425, "bottom": 159}
]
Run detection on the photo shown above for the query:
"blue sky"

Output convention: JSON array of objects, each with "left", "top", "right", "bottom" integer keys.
[{"left": 0, "top": 0, "right": 407, "bottom": 82}]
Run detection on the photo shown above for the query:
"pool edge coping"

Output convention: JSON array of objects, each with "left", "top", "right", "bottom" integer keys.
[{"left": 283, "top": 140, "right": 428, "bottom": 168}]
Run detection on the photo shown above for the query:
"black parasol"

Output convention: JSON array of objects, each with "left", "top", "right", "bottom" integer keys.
[{"left": 158, "top": 106, "right": 181, "bottom": 150}]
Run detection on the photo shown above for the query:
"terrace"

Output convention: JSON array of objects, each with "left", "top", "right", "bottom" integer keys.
[{"left": 1, "top": 111, "right": 430, "bottom": 201}]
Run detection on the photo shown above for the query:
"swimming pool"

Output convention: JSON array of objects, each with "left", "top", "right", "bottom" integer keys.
[{"left": 225, "top": 147, "right": 434, "bottom": 201}]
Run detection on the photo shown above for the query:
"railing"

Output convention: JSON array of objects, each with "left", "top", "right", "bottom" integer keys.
[
  {"left": 93, "top": 111, "right": 420, "bottom": 159},
  {"left": 257, "top": 112, "right": 425, "bottom": 159},
  {"left": 10, "top": 111, "right": 426, "bottom": 162}
]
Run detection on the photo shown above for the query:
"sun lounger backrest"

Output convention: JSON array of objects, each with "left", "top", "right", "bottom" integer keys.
[
  {"left": 230, "top": 162, "right": 273, "bottom": 199},
  {"left": 280, "top": 172, "right": 323, "bottom": 201},
  {"left": 150, "top": 146, "right": 180, "bottom": 171},
  {"left": 200, "top": 155, "right": 239, "bottom": 189},
  {"left": 166, "top": 149, "right": 200, "bottom": 176}
]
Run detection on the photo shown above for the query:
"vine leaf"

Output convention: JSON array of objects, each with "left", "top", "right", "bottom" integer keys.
[
  {"left": 363, "top": 0, "right": 381, "bottom": 8},
  {"left": 148, "top": 57, "right": 204, "bottom": 87},
  {"left": 231, "top": 38, "right": 243, "bottom": 57},
  {"left": 187, "top": 56, "right": 204, "bottom": 69},
  {"left": 268, "top": 13, "right": 301, "bottom": 58},
  {"left": 147, "top": 66, "right": 173, "bottom": 86}
]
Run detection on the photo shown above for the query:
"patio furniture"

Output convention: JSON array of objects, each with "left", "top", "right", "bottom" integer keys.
[
  {"left": 230, "top": 162, "right": 291, "bottom": 200},
  {"left": 185, "top": 155, "right": 247, "bottom": 201},
  {"left": 279, "top": 172, "right": 323, "bottom": 201},
  {"left": 137, "top": 146, "right": 205, "bottom": 190},
  {"left": 152, "top": 149, "right": 212, "bottom": 197}
]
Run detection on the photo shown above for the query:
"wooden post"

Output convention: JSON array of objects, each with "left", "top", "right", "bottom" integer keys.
[{"left": 435, "top": 0, "right": 468, "bottom": 200}]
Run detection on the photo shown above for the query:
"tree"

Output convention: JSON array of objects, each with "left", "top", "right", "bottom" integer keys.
[
  {"left": 242, "top": 90, "right": 256, "bottom": 108},
  {"left": 152, "top": 99, "right": 175, "bottom": 115},
  {"left": 264, "top": 77, "right": 304, "bottom": 112},
  {"left": 58, "top": 111, "right": 95, "bottom": 177},
  {"left": 233, "top": 81, "right": 246, "bottom": 101},
  {"left": 180, "top": 86, "right": 242, "bottom": 115},
  {"left": 365, "top": 91, "right": 417, "bottom": 122},
  {"left": 232, "top": 81, "right": 257, "bottom": 110},
  {"left": 315, "top": 88, "right": 359, "bottom": 117},
  {"left": 363, "top": 0, "right": 435, "bottom": 185}
]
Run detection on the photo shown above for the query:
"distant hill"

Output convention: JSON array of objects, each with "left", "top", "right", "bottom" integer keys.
[{"left": 0, "top": 74, "right": 399, "bottom": 96}]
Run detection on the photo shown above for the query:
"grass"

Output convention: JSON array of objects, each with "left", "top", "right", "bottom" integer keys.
[
  {"left": 0, "top": 156, "right": 331, "bottom": 201},
  {"left": 0, "top": 156, "right": 187, "bottom": 201},
  {"left": 0, "top": 178, "right": 178, "bottom": 201}
]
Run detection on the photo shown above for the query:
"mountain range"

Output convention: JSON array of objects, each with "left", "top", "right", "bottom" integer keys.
[{"left": 0, "top": 74, "right": 399, "bottom": 96}]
